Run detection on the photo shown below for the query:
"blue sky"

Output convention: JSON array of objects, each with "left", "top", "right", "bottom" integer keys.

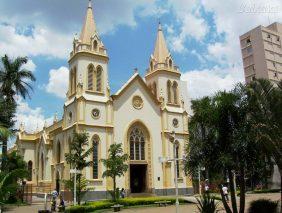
[{"left": 0, "top": 0, "right": 281, "bottom": 137}]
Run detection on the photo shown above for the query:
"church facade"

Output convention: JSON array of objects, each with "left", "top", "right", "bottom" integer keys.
[{"left": 16, "top": 1, "right": 192, "bottom": 199}]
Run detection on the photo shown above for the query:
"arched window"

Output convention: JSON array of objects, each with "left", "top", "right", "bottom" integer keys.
[
  {"left": 93, "top": 135, "right": 99, "bottom": 179},
  {"left": 173, "top": 81, "right": 178, "bottom": 104},
  {"left": 93, "top": 40, "right": 98, "bottom": 51},
  {"left": 150, "top": 61, "right": 153, "bottom": 71},
  {"left": 96, "top": 66, "right": 102, "bottom": 92},
  {"left": 57, "top": 141, "right": 61, "bottom": 163},
  {"left": 130, "top": 127, "right": 145, "bottom": 160},
  {"left": 28, "top": 161, "right": 33, "bottom": 181},
  {"left": 153, "top": 82, "right": 157, "bottom": 97},
  {"left": 88, "top": 64, "right": 94, "bottom": 90},
  {"left": 169, "top": 59, "right": 172, "bottom": 69},
  {"left": 73, "top": 68, "right": 77, "bottom": 93},
  {"left": 167, "top": 81, "right": 172, "bottom": 103},
  {"left": 69, "top": 69, "right": 73, "bottom": 94},
  {"left": 41, "top": 154, "right": 44, "bottom": 180},
  {"left": 175, "top": 142, "right": 180, "bottom": 178}
]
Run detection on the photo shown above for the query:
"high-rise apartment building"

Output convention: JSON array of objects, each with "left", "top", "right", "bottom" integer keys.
[{"left": 240, "top": 22, "right": 282, "bottom": 83}]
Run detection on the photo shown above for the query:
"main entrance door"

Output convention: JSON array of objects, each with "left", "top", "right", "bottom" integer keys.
[{"left": 130, "top": 164, "right": 147, "bottom": 193}]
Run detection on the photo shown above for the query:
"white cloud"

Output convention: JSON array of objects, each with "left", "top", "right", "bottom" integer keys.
[
  {"left": 45, "top": 66, "right": 69, "bottom": 98},
  {"left": 166, "top": 0, "right": 209, "bottom": 52},
  {"left": 181, "top": 65, "right": 245, "bottom": 99},
  {"left": 22, "top": 59, "right": 36, "bottom": 72},
  {"left": 0, "top": 24, "right": 71, "bottom": 59},
  {"left": 202, "top": 0, "right": 282, "bottom": 65},
  {"left": 14, "top": 96, "right": 53, "bottom": 133}
]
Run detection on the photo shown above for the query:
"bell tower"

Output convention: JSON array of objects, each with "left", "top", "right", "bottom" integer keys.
[
  {"left": 67, "top": 0, "right": 109, "bottom": 100},
  {"left": 145, "top": 22, "right": 181, "bottom": 107}
]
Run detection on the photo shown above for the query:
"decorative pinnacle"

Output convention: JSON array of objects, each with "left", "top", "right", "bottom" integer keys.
[
  {"left": 158, "top": 21, "right": 162, "bottom": 31},
  {"left": 88, "top": 0, "right": 92, "bottom": 8}
]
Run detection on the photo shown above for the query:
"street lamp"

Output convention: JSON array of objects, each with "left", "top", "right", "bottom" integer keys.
[
  {"left": 168, "top": 131, "right": 180, "bottom": 213},
  {"left": 70, "top": 168, "right": 81, "bottom": 205}
]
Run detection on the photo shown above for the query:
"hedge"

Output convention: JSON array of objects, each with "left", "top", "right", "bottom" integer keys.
[{"left": 66, "top": 197, "right": 189, "bottom": 213}]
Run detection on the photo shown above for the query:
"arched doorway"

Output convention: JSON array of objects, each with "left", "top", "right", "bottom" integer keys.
[
  {"left": 27, "top": 161, "right": 33, "bottom": 181},
  {"left": 127, "top": 122, "right": 151, "bottom": 193},
  {"left": 56, "top": 171, "right": 60, "bottom": 193}
]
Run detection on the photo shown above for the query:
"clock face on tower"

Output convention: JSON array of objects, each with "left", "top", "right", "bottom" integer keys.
[{"left": 92, "top": 108, "right": 100, "bottom": 119}]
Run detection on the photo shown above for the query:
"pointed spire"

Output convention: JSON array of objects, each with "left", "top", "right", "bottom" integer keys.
[
  {"left": 153, "top": 22, "right": 170, "bottom": 63},
  {"left": 80, "top": 0, "right": 97, "bottom": 44}
]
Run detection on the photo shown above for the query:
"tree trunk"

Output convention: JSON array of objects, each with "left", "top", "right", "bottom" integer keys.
[
  {"left": 218, "top": 184, "right": 232, "bottom": 213},
  {"left": 228, "top": 169, "right": 238, "bottom": 213},
  {"left": 78, "top": 175, "right": 81, "bottom": 205},
  {"left": 239, "top": 166, "right": 246, "bottom": 213},
  {"left": 1, "top": 137, "right": 8, "bottom": 170},
  {"left": 113, "top": 176, "right": 116, "bottom": 201}
]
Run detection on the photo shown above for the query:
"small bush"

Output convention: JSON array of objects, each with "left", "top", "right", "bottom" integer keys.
[
  {"left": 253, "top": 189, "right": 280, "bottom": 194},
  {"left": 196, "top": 193, "right": 219, "bottom": 213},
  {"left": 248, "top": 199, "right": 278, "bottom": 213},
  {"left": 66, "top": 197, "right": 189, "bottom": 212}
]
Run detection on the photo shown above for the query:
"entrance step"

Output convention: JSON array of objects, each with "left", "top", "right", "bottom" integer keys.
[{"left": 129, "top": 193, "right": 156, "bottom": 198}]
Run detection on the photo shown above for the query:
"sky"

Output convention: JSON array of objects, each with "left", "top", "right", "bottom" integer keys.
[{"left": 0, "top": 0, "right": 282, "bottom": 141}]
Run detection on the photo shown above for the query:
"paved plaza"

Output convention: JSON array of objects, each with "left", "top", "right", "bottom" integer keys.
[{"left": 4, "top": 193, "right": 280, "bottom": 213}]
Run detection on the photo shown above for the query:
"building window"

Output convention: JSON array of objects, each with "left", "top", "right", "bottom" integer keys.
[
  {"left": 93, "top": 40, "right": 98, "bottom": 51},
  {"left": 152, "top": 82, "right": 157, "bottom": 97},
  {"left": 277, "top": 37, "right": 280, "bottom": 42},
  {"left": 246, "top": 38, "right": 251, "bottom": 44},
  {"left": 57, "top": 142, "right": 61, "bottom": 163},
  {"left": 150, "top": 61, "right": 153, "bottom": 71},
  {"left": 175, "top": 143, "right": 180, "bottom": 178},
  {"left": 93, "top": 135, "right": 99, "bottom": 179},
  {"left": 41, "top": 154, "right": 44, "bottom": 180},
  {"left": 28, "top": 161, "right": 33, "bottom": 181},
  {"left": 169, "top": 59, "right": 173, "bottom": 68},
  {"left": 172, "top": 81, "right": 178, "bottom": 104},
  {"left": 88, "top": 64, "right": 94, "bottom": 90},
  {"left": 130, "top": 127, "right": 145, "bottom": 160},
  {"left": 274, "top": 72, "right": 278, "bottom": 78},
  {"left": 273, "top": 62, "right": 276, "bottom": 67},
  {"left": 167, "top": 80, "right": 172, "bottom": 103},
  {"left": 96, "top": 66, "right": 102, "bottom": 92}
]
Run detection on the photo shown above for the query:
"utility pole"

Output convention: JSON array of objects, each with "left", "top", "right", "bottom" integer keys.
[{"left": 70, "top": 168, "right": 81, "bottom": 206}]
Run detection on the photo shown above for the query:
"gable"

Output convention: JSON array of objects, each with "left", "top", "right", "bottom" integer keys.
[{"left": 111, "top": 73, "right": 160, "bottom": 106}]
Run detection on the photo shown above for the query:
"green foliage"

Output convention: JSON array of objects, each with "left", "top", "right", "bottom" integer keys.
[
  {"left": 62, "top": 176, "right": 93, "bottom": 199},
  {"left": 248, "top": 199, "right": 278, "bottom": 213},
  {"left": 0, "top": 54, "right": 35, "bottom": 157},
  {"left": 0, "top": 169, "right": 28, "bottom": 202},
  {"left": 65, "top": 131, "right": 93, "bottom": 205},
  {"left": 65, "top": 197, "right": 188, "bottom": 213},
  {"left": 196, "top": 193, "right": 219, "bottom": 213},
  {"left": 252, "top": 189, "right": 281, "bottom": 194},
  {"left": 100, "top": 143, "right": 128, "bottom": 201}
]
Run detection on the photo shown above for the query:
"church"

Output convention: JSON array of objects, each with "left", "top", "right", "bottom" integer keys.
[{"left": 16, "top": 1, "right": 192, "bottom": 199}]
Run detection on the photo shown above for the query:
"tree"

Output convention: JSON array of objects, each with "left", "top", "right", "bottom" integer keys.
[
  {"left": 101, "top": 143, "right": 128, "bottom": 201},
  {"left": 0, "top": 151, "right": 28, "bottom": 203},
  {"left": 247, "top": 79, "right": 282, "bottom": 205},
  {"left": 0, "top": 55, "right": 35, "bottom": 156},
  {"left": 186, "top": 84, "right": 273, "bottom": 213},
  {"left": 65, "top": 131, "right": 93, "bottom": 205}
]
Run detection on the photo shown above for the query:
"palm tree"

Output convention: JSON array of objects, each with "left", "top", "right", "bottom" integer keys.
[
  {"left": 0, "top": 54, "right": 35, "bottom": 156},
  {"left": 247, "top": 79, "right": 282, "bottom": 205}
]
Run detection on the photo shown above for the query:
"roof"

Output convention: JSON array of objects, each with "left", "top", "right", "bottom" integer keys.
[
  {"left": 80, "top": 0, "right": 97, "bottom": 44},
  {"left": 112, "top": 73, "right": 160, "bottom": 106},
  {"left": 153, "top": 22, "right": 170, "bottom": 63}
]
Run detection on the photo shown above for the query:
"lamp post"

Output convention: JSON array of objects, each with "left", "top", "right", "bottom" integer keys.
[
  {"left": 168, "top": 131, "right": 179, "bottom": 213},
  {"left": 70, "top": 168, "right": 81, "bottom": 205}
]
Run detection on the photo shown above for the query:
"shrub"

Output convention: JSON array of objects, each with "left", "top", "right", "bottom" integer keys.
[
  {"left": 196, "top": 193, "right": 219, "bottom": 213},
  {"left": 252, "top": 189, "right": 280, "bottom": 194},
  {"left": 248, "top": 199, "right": 278, "bottom": 213},
  {"left": 66, "top": 197, "right": 189, "bottom": 212}
]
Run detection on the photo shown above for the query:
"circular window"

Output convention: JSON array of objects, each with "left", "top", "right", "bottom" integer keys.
[
  {"left": 172, "top": 118, "right": 179, "bottom": 127},
  {"left": 132, "top": 96, "right": 143, "bottom": 109},
  {"left": 92, "top": 108, "right": 100, "bottom": 119}
]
